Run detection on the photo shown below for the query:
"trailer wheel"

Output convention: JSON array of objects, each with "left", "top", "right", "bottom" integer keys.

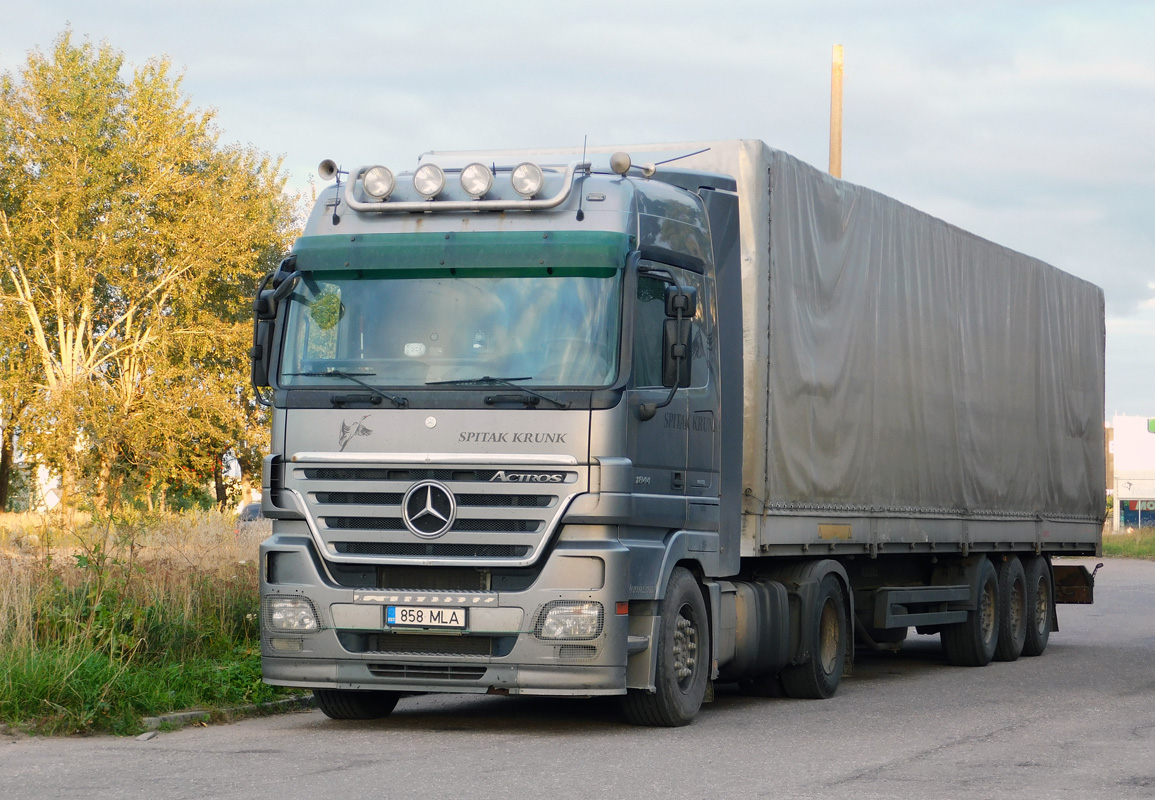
[
  {"left": 941, "top": 558, "right": 999, "bottom": 667},
  {"left": 994, "top": 556, "right": 1027, "bottom": 662},
  {"left": 780, "top": 575, "right": 848, "bottom": 699},
  {"left": 313, "top": 689, "right": 400, "bottom": 720},
  {"left": 1021, "top": 555, "right": 1053, "bottom": 657},
  {"left": 621, "top": 567, "right": 709, "bottom": 727}
]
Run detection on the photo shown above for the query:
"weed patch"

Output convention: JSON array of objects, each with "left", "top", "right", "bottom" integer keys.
[
  {"left": 1102, "top": 529, "right": 1155, "bottom": 560},
  {"left": 0, "top": 509, "right": 293, "bottom": 735}
]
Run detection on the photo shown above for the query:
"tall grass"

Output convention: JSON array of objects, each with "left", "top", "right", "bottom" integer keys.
[
  {"left": 1102, "top": 528, "right": 1155, "bottom": 559},
  {"left": 0, "top": 509, "right": 290, "bottom": 734}
]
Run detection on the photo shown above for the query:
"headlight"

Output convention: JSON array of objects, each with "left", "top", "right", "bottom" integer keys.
[
  {"left": 535, "top": 600, "right": 603, "bottom": 640},
  {"left": 413, "top": 163, "right": 445, "bottom": 199},
  {"left": 460, "top": 162, "right": 493, "bottom": 199},
  {"left": 265, "top": 596, "right": 319, "bottom": 632},
  {"left": 363, "top": 165, "right": 395, "bottom": 199},
  {"left": 510, "top": 162, "right": 545, "bottom": 198}
]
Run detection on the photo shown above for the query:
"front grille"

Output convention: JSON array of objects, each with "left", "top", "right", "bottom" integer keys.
[
  {"left": 366, "top": 663, "right": 487, "bottom": 681},
  {"left": 314, "top": 492, "right": 552, "bottom": 509},
  {"left": 359, "top": 634, "right": 494, "bottom": 657},
  {"left": 457, "top": 494, "right": 554, "bottom": 508},
  {"left": 325, "top": 517, "right": 542, "bottom": 534},
  {"left": 290, "top": 460, "right": 582, "bottom": 563},
  {"left": 315, "top": 491, "right": 404, "bottom": 505},
  {"left": 306, "top": 468, "right": 504, "bottom": 482},
  {"left": 557, "top": 644, "right": 598, "bottom": 661},
  {"left": 376, "top": 566, "right": 490, "bottom": 591},
  {"left": 336, "top": 542, "right": 531, "bottom": 558}
]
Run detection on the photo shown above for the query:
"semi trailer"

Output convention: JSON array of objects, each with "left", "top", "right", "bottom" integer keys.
[{"left": 251, "top": 140, "right": 1104, "bottom": 726}]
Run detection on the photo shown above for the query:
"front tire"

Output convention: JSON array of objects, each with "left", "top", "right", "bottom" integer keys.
[
  {"left": 941, "top": 558, "right": 999, "bottom": 667},
  {"left": 621, "top": 567, "right": 709, "bottom": 727},
  {"left": 313, "top": 689, "right": 400, "bottom": 720}
]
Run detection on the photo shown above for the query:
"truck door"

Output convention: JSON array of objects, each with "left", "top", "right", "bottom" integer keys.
[
  {"left": 626, "top": 265, "right": 716, "bottom": 500},
  {"left": 628, "top": 270, "right": 689, "bottom": 499}
]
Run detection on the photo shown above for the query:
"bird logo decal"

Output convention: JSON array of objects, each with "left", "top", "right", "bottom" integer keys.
[{"left": 339, "top": 415, "right": 373, "bottom": 451}]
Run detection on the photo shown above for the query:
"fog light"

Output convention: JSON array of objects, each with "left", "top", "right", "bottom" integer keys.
[
  {"left": 413, "top": 163, "right": 445, "bottom": 199},
  {"left": 510, "top": 162, "right": 544, "bottom": 198},
  {"left": 460, "top": 162, "right": 493, "bottom": 199},
  {"left": 535, "top": 601, "right": 603, "bottom": 640},
  {"left": 363, "top": 165, "right": 395, "bottom": 199},
  {"left": 265, "top": 596, "right": 319, "bottom": 632},
  {"left": 269, "top": 637, "right": 303, "bottom": 652}
]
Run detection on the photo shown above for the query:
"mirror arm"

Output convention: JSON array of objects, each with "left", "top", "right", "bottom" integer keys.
[{"left": 639, "top": 308, "right": 686, "bottom": 422}]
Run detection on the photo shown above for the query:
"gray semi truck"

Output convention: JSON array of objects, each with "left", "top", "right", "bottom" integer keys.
[{"left": 250, "top": 140, "right": 1104, "bottom": 726}]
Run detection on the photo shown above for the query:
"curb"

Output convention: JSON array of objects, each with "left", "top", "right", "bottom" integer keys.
[{"left": 141, "top": 694, "right": 315, "bottom": 732}]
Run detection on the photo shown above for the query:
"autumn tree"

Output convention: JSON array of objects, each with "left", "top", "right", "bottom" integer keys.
[{"left": 0, "top": 32, "right": 296, "bottom": 511}]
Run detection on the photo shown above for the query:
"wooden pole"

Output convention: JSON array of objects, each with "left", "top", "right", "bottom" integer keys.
[{"left": 829, "top": 44, "right": 844, "bottom": 178}]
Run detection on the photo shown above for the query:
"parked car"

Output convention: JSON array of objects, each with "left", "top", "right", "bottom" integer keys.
[{"left": 234, "top": 502, "right": 265, "bottom": 536}]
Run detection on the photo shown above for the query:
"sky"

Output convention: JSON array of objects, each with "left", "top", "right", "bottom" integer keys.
[{"left": 2, "top": 1, "right": 1153, "bottom": 417}]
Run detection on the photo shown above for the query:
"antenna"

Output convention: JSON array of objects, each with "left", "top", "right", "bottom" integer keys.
[{"left": 576, "top": 135, "right": 588, "bottom": 221}]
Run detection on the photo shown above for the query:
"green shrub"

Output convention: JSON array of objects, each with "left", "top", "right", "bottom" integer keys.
[{"left": 0, "top": 509, "right": 290, "bottom": 735}]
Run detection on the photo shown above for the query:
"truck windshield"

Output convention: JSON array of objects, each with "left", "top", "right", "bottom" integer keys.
[{"left": 279, "top": 267, "right": 622, "bottom": 389}]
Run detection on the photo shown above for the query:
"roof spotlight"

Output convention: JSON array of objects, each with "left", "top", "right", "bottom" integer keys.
[
  {"left": 413, "top": 163, "right": 446, "bottom": 199},
  {"left": 510, "top": 162, "right": 545, "bottom": 198},
  {"left": 362, "top": 166, "right": 395, "bottom": 200},
  {"left": 460, "top": 162, "right": 493, "bottom": 199}
]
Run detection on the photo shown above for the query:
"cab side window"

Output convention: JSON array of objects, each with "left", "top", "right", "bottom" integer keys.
[{"left": 633, "top": 275, "right": 667, "bottom": 388}]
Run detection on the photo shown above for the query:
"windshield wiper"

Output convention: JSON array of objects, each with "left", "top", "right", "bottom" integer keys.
[
  {"left": 425, "top": 376, "right": 570, "bottom": 409},
  {"left": 286, "top": 369, "right": 408, "bottom": 408}
]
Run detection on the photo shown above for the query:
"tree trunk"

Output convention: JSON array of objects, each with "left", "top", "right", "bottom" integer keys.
[
  {"left": 214, "top": 456, "right": 228, "bottom": 509},
  {"left": 94, "top": 453, "right": 113, "bottom": 514},
  {"left": 0, "top": 426, "right": 12, "bottom": 510}
]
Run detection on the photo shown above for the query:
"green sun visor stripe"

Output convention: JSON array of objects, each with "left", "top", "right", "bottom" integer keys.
[{"left": 291, "top": 230, "right": 633, "bottom": 273}]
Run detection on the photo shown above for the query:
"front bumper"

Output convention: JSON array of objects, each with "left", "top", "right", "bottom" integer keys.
[{"left": 259, "top": 522, "right": 630, "bottom": 696}]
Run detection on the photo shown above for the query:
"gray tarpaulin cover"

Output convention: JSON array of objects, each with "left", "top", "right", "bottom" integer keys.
[
  {"left": 431, "top": 140, "right": 1106, "bottom": 521},
  {"left": 668, "top": 141, "right": 1105, "bottom": 520}
]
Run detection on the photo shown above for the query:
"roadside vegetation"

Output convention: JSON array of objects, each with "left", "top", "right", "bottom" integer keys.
[
  {"left": 0, "top": 509, "right": 298, "bottom": 735},
  {"left": 1102, "top": 528, "right": 1155, "bottom": 560}
]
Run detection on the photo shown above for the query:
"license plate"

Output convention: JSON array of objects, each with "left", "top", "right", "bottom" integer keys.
[{"left": 386, "top": 605, "right": 466, "bottom": 630}]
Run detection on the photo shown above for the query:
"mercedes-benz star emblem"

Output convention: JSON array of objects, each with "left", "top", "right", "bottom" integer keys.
[{"left": 401, "top": 481, "right": 457, "bottom": 538}]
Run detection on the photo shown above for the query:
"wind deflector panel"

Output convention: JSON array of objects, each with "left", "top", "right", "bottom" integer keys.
[{"left": 290, "top": 230, "right": 632, "bottom": 273}]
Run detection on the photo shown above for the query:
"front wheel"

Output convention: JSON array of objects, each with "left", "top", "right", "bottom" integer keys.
[
  {"left": 313, "top": 689, "right": 400, "bottom": 720},
  {"left": 621, "top": 567, "right": 709, "bottom": 727}
]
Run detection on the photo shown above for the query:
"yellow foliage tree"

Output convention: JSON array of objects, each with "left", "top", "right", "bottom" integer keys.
[{"left": 0, "top": 32, "right": 297, "bottom": 511}]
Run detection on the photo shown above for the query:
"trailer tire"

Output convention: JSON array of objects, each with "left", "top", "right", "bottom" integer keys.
[
  {"left": 994, "top": 556, "right": 1027, "bottom": 662},
  {"left": 621, "top": 567, "right": 709, "bottom": 727},
  {"left": 1022, "top": 555, "right": 1053, "bottom": 657},
  {"left": 313, "top": 689, "right": 400, "bottom": 720},
  {"left": 780, "top": 575, "right": 847, "bottom": 699},
  {"left": 941, "top": 558, "right": 999, "bottom": 667}
]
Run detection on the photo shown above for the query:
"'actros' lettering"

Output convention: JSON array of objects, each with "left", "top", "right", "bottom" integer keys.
[{"left": 490, "top": 471, "right": 565, "bottom": 483}]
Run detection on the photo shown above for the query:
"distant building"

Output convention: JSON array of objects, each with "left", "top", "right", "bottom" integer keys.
[{"left": 1109, "top": 414, "right": 1155, "bottom": 530}]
